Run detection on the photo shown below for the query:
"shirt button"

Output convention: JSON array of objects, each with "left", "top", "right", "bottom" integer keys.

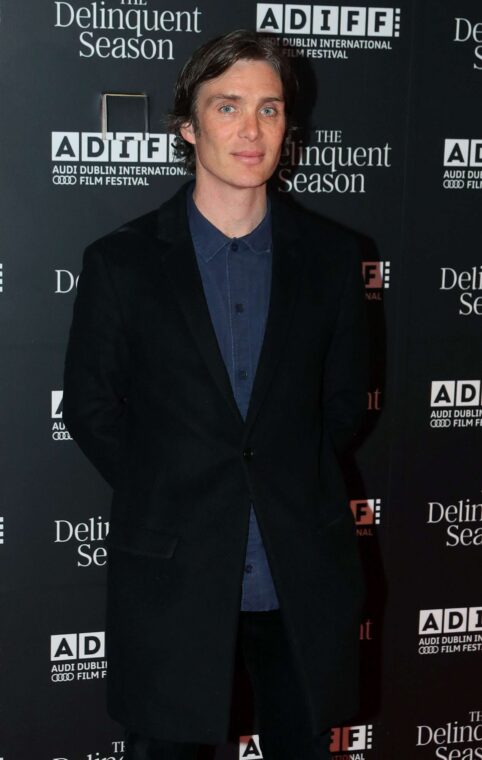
[
  {"left": 245, "top": 564, "right": 253, "bottom": 574},
  {"left": 235, "top": 303, "right": 244, "bottom": 313},
  {"left": 231, "top": 241, "right": 238, "bottom": 252}
]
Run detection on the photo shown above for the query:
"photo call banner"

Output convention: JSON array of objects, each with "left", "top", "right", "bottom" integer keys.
[{"left": 1, "top": 1, "right": 481, "bottom": 758}]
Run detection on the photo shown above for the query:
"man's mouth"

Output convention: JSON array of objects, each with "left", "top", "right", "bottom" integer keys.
[{"left": 231, "top": 151, "right": 265, "bottom": 164}]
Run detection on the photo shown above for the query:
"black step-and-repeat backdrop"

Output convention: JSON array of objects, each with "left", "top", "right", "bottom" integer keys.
[{"left": 1, "top": 1, "right": 481, "bottom": 758}]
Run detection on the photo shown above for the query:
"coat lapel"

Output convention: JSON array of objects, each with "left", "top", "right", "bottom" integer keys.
[
  {"left": 155, "top": 182, "right": 306, "bottom": 436},
  {"left": 156, "top": 184, "right": 243, "bottom": 427},
  {"left": 243, "top": 192, "right": 305, "bottom": 437}
]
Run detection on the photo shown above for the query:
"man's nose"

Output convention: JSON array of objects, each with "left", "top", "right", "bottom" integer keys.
[{"left": 238, "top": 110, "right": 260, "bottom": 141}]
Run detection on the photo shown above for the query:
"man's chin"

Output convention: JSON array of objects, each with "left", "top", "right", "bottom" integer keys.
[
  {"left": 226, "top": 169, "right": 275, "bottom": 190},
  {"left": 196, "top": 163, "right": 275, "bottom": 191}
]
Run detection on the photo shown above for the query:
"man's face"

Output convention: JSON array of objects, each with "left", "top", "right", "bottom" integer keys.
[{"left": 180, "top": 58, "right": 286, "bottom": 191}]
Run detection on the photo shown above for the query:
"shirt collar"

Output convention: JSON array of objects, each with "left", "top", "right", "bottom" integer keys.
[{"left": 187, "top": 181, "right": 272, "bottom": 263}]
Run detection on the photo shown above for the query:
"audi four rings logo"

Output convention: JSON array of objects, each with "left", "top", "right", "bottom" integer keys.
[
  {"left": 53, "top": 430, "right": 72, "bottom": 440},
  {"left": 53, "top": 174, "right": 77, "bottom": 185}
]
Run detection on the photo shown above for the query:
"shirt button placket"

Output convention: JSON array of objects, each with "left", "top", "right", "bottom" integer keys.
[{"left": 230, "top": 241, "right": 251, "bottom": 414}]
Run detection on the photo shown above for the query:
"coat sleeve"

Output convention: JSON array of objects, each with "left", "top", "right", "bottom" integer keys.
[
  {"left": 322, "top": 236, "right": 369, "bottom": 454},
  {"left": 63, "top": 240, "right": 130, "bottom": 489}
]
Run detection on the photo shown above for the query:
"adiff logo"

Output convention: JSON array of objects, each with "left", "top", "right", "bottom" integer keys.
[
  {"left": 442, "top": 139, "right": 482, "bottom": 191},
  {"left": 330, "top": 724, "right": 374, "bottom": 754},
  {"left": 51, "top": 132, "right": 178, "bottom": 163},
  {"left": 50, "top": 132, "right": 187, "bottom": 188},
  {"left": 431, "top": 381, "right": 482, "bottom": 408},
  {"left": 239, "top": 725, "right": 374, "bottom": 757},
  {"left": 51, "top": 390, "right": 72, "bottom": 441},
  {"left": 50, "top": 632, "right": 108, "bottom": 684},
  {"left": 256, "top": 5, "right": 400, "bottom": 37},
  {"left": 350, "top": 499, "right": 381, "bottom": 537},
  {"left": 363, "top": 261, "right": 390, "bottom": 289},
  {"left": 51, "top": 632, "right": 105, "bottom": 661},
  {"left": 444, "top": 139, "right": 482, "bottom": 168},
  {"left": 419, "top": 608, "right": 482, "bottom": 636}
]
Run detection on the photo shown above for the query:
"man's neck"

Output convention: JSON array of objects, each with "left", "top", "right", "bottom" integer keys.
[{"left": 192, "top": 177, "right": 268, "bottom": 239}]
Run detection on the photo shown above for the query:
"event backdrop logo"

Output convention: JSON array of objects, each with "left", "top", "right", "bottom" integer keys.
[
  {"left": 239, "top": 735, "right": 262, "bottom": 759},
  {"left": 51, "top": 132, "right": 186, "bottom": 188},
  {"left": 367, "top": 387, "right": 382, "bottom": 412},
  {"left": 429, "top": 380, "right": 482, "bottom": 429},
  {"left": 330, "top": 725, "right": 374, "bottom": 757},
  {"left": 416, "top": 710, "right": 482, "bottom": 758},
  {"left": 360, "top": 619, "right": 374, "bottom": 642},
  {"left": 277, "top": 128, "right": 392, "bottom": 194},
  {"left": 256, "top": 4, "right": 401, "bottom": 59},
  {"left": 363, "top": 261, "right": 391, "bottom": 301},
  {"left": 453, "top": 16, "right": 482, "bottom": 70},
  {"left": 439, "top": 266, "right": 482, "bottom": 316},
  {"left": 240, "top": 725, "right": 374, "bottom": 758},
  {"left": 443, "top": 139, "right": 482, "bottom": 191},
  {"left": 426, "top": 495, "right": 482, "bottom": 549},
  {"left": 0, "top": 516, "right": 4, "bottom": 545},
  {"left": 55, "top": 269, "right": 79, "bottom": 294},
  {"left": 52, "top": 740, "right": 125, "bottom": 760},
  {"left": 418, "top": 607, "right": 482, "bottom": 656},
  {"left": 50, "top": 631, "right": 107, "bottom": 683},
  {"left": 350, "top": 499, "right": 382, "bottom": 537},
  {"left": 53, "top": 1, "right": 202, "bottom": 60},
  {"left": 54, "top": 516, "right": 110, "bottom": 568},
  {"left": 51, "top": 390, "right": 72, "bottom": 441}
]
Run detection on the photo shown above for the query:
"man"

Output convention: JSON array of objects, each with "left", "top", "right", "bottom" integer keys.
[{"left": 63, "top": 29, "right": 368, "bottom": 760}]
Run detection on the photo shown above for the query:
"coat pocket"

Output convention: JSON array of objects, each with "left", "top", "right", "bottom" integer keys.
[{"left": 107, "top": 518, "right": 179, "bottom": 559}]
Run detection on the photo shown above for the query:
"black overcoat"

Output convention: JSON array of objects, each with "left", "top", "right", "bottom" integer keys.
[{"left": 63, "top": 181, "right": 369, "bottom": 743}]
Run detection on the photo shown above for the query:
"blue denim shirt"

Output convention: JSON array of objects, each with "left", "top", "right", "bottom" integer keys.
[{"left": 187, "top": 185, "right": 279, "bottom": 611}]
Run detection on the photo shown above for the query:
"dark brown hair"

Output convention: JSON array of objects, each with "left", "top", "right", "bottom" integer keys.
[{"left": 167, "top": 29, "right": 298, "bottom": 173}]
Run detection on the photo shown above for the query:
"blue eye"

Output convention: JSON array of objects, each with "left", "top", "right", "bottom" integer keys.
[
  {"left": 219, "top": 104, "right": 235, "bottom": 113},
  {"left": 261, "top": 107, "right": 277, "bottom": 116}
]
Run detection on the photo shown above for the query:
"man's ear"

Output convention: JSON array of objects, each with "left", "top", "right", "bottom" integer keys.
[{"left": 180, "top": 122, "right": 196, "bottom": 146}]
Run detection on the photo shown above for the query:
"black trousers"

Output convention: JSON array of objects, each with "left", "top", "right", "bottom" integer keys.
[{"left": 124, "top": 610, "right": 331, "bottom": 760}]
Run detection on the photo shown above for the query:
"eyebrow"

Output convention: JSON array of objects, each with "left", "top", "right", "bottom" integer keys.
[{"left": 207, "top": 93, "right": 285, "bottom": 104}]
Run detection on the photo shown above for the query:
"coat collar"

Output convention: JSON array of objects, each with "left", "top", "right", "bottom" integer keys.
[{"left": 155, "top": 181, "right": 306, "bottom": 437}]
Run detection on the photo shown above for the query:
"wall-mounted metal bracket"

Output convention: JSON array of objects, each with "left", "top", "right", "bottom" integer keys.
[{"left": 100, "top": 92, "right": 149, "bottom": 140}]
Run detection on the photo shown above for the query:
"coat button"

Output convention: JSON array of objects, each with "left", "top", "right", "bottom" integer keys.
[{"left": 243, "top": 448, "right": 255, "bottom": 460}]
